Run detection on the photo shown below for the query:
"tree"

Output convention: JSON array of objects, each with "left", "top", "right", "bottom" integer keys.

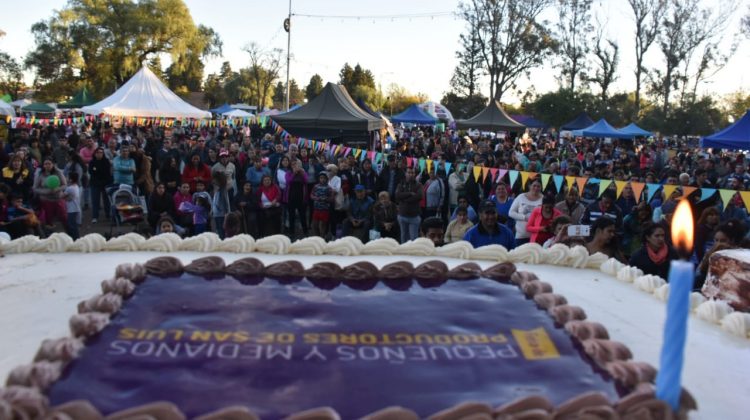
[
  {"left": 305, "top": 74, "right": 324, "bottom": 100},
  {"left": 440, "top": 92, "right": 487, "bottom": 119},
  {"left": 556, "top": 0, "right": 593, "bottom": 91},
  {"left": 743, "top": 6, "right": 750, "bottom": 37},
  {"left": 273, "top": 79, "right": 304, "bottom": 109},
  {"left": 724, "top": 90, "right": 750, "bottom": 120},
  {"left": 243, "top": 42, "right": 284, "bottom": 111},
  {"left": 339, "top": 63, "right": 375, "bottom": 93},
  {"left": 459, "top": 0, "right": 557, "bottom": 101},
  {"left": 25, "top": 0, "right": 222, "bottom": 101},
  {"left": 589, "top": 19, "right": 619, "bottom": 103},
  {"left": 450, "top": 12, "right": 484, "bottom": 97},
  {"left": 628, "top": 0, "right": 666, "bottom": 119},
  {"left": 166, "top": 25, "right": 223, "bottom": 94},
  {"left": 204, "top": 62, "right": 234, "bottom": 108},
  {"left": 524, "top": 89, "right": 597, "bottom": 128},
  {"left": 0, "top": 51, "right": 23, "bottom": 99},
  {"left": 386, "top": 84, "right": 428, "bottom": 115}
]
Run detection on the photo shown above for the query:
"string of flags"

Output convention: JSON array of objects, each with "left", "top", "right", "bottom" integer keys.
[{"left": 5, "top": 114, "right": 270, "bottom": 129}]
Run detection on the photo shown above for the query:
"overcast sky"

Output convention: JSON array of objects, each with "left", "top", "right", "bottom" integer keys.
[{"left": 1, "top": 0, "right": 748, "bottom": 104}]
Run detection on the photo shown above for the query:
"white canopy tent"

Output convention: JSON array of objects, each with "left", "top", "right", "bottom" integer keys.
[
  {"left": 81, "top": 67, "right": 211, "bottom": 119},
  {"left": 0, "top": 99, "right": 16, "bottom": 117},
  {"left": 222, "top": 109, "right": 254, "bottom": 118},
  {"left": 10, "top": 99, "right": 31, "bottom": 108}
]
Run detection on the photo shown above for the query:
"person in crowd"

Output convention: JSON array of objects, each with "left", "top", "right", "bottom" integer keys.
[
  {"left": 542, "top": 215, "right": 572, "bottom": 248},
  {"left": 585, "top": 217, "right": 624, "bottom": 261},
  {"left": 179, "top": 193, "right": 210, "bottom": 235},
  {"left": 88, "top": 147, "right": 112, "bottom": 224},
  {"left": 463, "top": 199, "right": 515, "bottom": 249},
  {"left": 246, "top": 157, "right": 270, "bottom": 189},
  {"left": 616, "top": 184, "right": 638, "bottom": 215},
  {"left": 376, "top": 154, "right": 403, "bottom": 200},
  {"left": 33, "top": 158, "right": 68, "bottom": 233},
  {"left": 420, "top": 216, "right": 446, "bottom": 247},
  {"left": 311, "top": 171, "right": 334, "bottom": 239},
  {"left": 509, "top": 179, "right": 544, "bottom": 246},
  {"left": 173, "top": 182, "right": 194, "bottom": 232},
  {"left": 343, "top": 184, "right": 374, "bottom": 242},
  {"left": 629, "top": 222, "right": 679, "bottom": 279},
  {"left": 182, "top": 152, "right": 211, "bottom": 194},
  {"left": 112, "top": 143, "right": 136, "bottom": 189},
  {"left": 555, "top": 187, "right": 585, "bottom": 224},
  {"left": 147, "top": 182, "right": 175, "bottom": 233},
  {"left": 159, "top": 156, "right": 181, "bottom": 196},
  {"left": 451, "top": 195, "right": 478, "bottom": 224},
  {"left": 63, "top": 172, "right": 81, "bottom": 240},
  {"left": 444, "top": 205, "right": 473, "bottom": 244},
  {"left": 354, "top": 159, "right": 378, "bottom": 199},
  {"left": 2, "top": 190, "right": 42, "bottom": 238},
  {"left": 285, "top": 159, "right": 309, "bottom": 239},
  {"left": 212, "top": 149, "right": 237, "bottom": 194},
  {"left": 210, "top": 172, "right": 231, "bottom": 239},
  {"left": 694, "top": 206, "right": 721, "bottom": 263},
  {"left": 582, "top": 190, "right": 623, "bottom": 232},
  {"left": 395, "top": 167, "right": 424, "bottom": 243},
  {"left": 422, "top": 169, "right": 445, "bottom": 219},
  {"left": 223, "top": 211, "right": 242, "bottom": 239},
  {"left": 372, "top": 191, "right": 399, "bottom": 241},
  {"left": 622, "top": 202, "right": 653, "bottom": 258},
  {"left": 695, "top": 219, "right": 750, "bottom": 289},
  {"left": 257, "top": 174, "right": 282, "bottom": 237},
  {"left": 489, "top": 182, "right": 514, "bottom": 229},
  {"left": 156, "top": 215, "right": 182, "bottom": 236},
  {"left": 234, "top": 182, "right": 259, "bottom": 237},
  {"left": 526, "top": 195, "right": 562, "bottom": 245},
  {"left": 2, "top": 154, "right": 32, "bottom": 204},
  {"left": 276, "top": 155, "right": 292, "bottom": 230}
]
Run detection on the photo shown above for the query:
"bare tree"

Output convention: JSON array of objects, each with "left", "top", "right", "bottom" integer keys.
[
  {"left": 450, "top": 11, "right": 484, "bottom": 98},
  {"left": 244, "top": 42, "right": 283, "bottom": 111},
  {"left": 459, "top": 0, "right": 557, "bottom": 101},
  {"left": 556, "top": 0, "right": 593, "bottom": 91},
  {"left": 743, "top": 6, "right": 750, "bottom": 37},
  {"left": 628, "top": 0, "right": 666, "bottom": 118},
  {"left": 589, "top": 19, "right": 619, "bottom": 103}
]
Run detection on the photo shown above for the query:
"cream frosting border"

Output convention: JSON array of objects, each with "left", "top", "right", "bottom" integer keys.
[{"left": 1, "top": 233, "right": 748, "bottom": 340}]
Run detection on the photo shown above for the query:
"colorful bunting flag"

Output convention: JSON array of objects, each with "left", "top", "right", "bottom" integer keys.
[
  {"left": 418, "top": 158, "right": 426, "bottom": 172},
  {"left": 566, "top": 176, "right": 576, "bottom": 191},
  {"left": 740, "top": 191, "right": 750, "bottom": 212},
  {"left": 426, "top": 159, "right": 433, "bottom": 174},
  {"left": 497, "top": 169, "right": 508, "bottom": 183},
  {"left": 489, "top": 168, "right": 498, "bottom": 183},
  {"left": 482, "top": 167, "right": 490, "bottom": 183},
  {"left": 719, "top": 189, "right": 737, "bottom": 210},
  {"left": 444, "top": 162, "right": 452, "bottom": 174},
  {"left": 521, "top": 171, "right": 531, "bottom": 190},
  {"left": 553, "top": 175, "right": 564, "bottom": 193},
  {"left": 598, "top": 179, "right": 613, "bottom": 197},
  {"left": 541, "top": 173, "right": 551, "bottom": 190},
  {"left": 614, "top": 181, "right": 627, "bottom": 199},
  {"left": 575, "top": 177, "right": 588, "bottom": 194},
  {"left": 631, "top": 182, "right": 646, "bottom": 203},
  {"left": 662, "top": 184, "right": 678, "bottom": 199},
  {"left": 509, "top": 170, "right": 519, "bottom": 187},
  {"left": 473, "top": 166, "right": 482, "bottom": 182},
  {"left": 699, "top": 188, "right": 716, "bottom": 202},
  {"left": 646, "top": 183, "right": 661, "bottom": 203},
  {"left": 681, "top": 186, "right": 697, "bottom": 198}
]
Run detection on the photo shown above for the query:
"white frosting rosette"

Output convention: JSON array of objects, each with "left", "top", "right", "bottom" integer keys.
[
  {"left": 396, "top": 238, "right": 435, "bottom": 256},
  {"left": 360, "top": 238, "right": 400, "bottom": 255},
  {"left": 142, "top": 233, "right": 182, "bottom": 252},
  {"left": 509, "top": 243, "right": 544, "bottom": 264},
  {"left": 565, "top": 245, "right": 590, "bottom": 268},
  {"left": 215, "top": 234, "right": 255, "bottom": 253},
  {"left": 178, "top": 232, "right": 221, "bottom": 252},
  {"left": 66, "top": 233, "right": 107, "bottom": 253},
  {"left": 2, "top": 235, "right": 42, "bottom": 253},
  {"left": 544, "top": 244, "right": 570, "bottom": 266},
  {"left": 434, "top": 241, "right": 474, "bottom": 259},
  {"left": 254, "top": 235, "right": 291, "bottom": 254},
  {"left": 324, "top": 237, "right": 364, "bottom": 256},
  {"left": 600, "top": 258, "right": 626, "bottom": 276},
  {"left": 102, "top": 233, "right": 146, "bottom": 251},
  {"left": 31, "top": 232, "right": 74, "bottom": 253},
  {"left": 289, "top": 236, "right": 327, "bottom": 255},
  {"left": 617, "top": 266, "right": 644, "bottom": 283},
  {"left": 634, "top": 275, "right": 666, "bottom": 293},
  {"left": 720, "top": 312, "right": 750, "bottom": 338},
  {"left": 584, "top": 252, "right": 609, "bottom": 269},
  {"left": 695, "top": 300, "right": 734, "bottom": 324},
  {"left": 470, "top": 244, "right": 509, "bottom": 261}
]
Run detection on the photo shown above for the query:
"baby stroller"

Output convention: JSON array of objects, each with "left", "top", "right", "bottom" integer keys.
[{"left": 108, "top": 184, "right": 147, "bottom": 236}]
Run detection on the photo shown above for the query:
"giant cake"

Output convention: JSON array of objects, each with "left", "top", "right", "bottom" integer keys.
[{"left": 1, "top": 233, "right": 749, "bottom": 419}]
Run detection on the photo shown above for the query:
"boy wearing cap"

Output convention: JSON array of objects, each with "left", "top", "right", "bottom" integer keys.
[{"left": 463, "top": 199, "right": 515, "bottom": 249}]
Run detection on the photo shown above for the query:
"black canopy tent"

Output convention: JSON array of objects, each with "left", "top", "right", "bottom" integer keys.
[
  {"left": 456, "top": 100, "right": 525, "bottom": 131},
  {"left": 270, "top": 83, "right": 384, "bottom": 143}
]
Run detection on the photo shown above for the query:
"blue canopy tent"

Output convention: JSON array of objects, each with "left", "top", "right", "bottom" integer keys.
[
  {"left": 561, "top": 113, "right": 595, "bottom": 131},
  {"left": 701, "top": 109, "right": 750, "bottom": 150},
  {"left": 391, "top": 104, "right": 437, "bottom": 125},
  {"left": 619, "top": 123, "right": 652, "bottom": 137},
  {"left": 210, "top": 103, "right": 235, "bottom": 114},
  {"left": 573, "top": 119, "right": 634, "bottom": 139},
  {"left": 511, "top": 114, "right": 548, "bottom": 129}
]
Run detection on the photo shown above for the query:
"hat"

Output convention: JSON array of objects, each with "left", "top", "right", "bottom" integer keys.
[
  {"left": 317, "top": 171, "right": 329, "bottom": 179},
  {"left": 219, "top": 149, "right": 229, "bottom": 157},
  {"left": 354, "top": 184, "right": 365, "bottom": 191},
  {"left": 479, "top": 199, "right": 497, "bottom": 213}
]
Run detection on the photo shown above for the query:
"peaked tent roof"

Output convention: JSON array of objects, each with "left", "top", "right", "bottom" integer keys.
[
  {"left": 391, "top": 104, "right": 438, "bottom": 125},
  {"left": 81, "top": 67, "right": 211, "bottom": 119},
  {"left": 10, "top": 99, "right": 31, "bottom": 107},
  {"left": 0, "top": 99, "right": 15, "bottom": 117},
  {"left": 619, "top": 123, "right": 652, "bottom": 137},
  {"left": 222, "top": 109, "right": 253, "bottom": 118},
  {"left": 701, "top": 109, "right": 750, "bottom": 150},
  {"left": 574, "top": 119, "right": 633, "bottom": 139},
  {"left": 456, "top": 100, "right": 524, "bottom": 131},
  {"left": 58, "top": 87, "right": 96, "bottom": 109},
  {"left": 21, "top": 102, "right": 55, "bottom": 113},
  {"left": 210, "top": 103, "right": 235, "bottom": 114},
  {"left": 511, "top": 114, "right": 549, "bottom": 129},
  {"left": 561, "top": 113, "right": 595, "bottom": 131},
  {"left": 270, "top": 82, "right": 384, "bottom": 140}
]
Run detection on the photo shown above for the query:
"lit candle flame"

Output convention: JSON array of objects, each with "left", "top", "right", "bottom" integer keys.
[{"left": 671, "top": 199, "right": 694, "bottom": 258}]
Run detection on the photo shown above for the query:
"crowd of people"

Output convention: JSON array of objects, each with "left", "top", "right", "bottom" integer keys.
[{"left": 2, "top": 122, "right": 749, "bottom": 289}]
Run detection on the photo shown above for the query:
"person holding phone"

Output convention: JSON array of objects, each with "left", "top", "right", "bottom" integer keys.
[{"left": 526, "top": 195, "right": 562, "bottom": 245}]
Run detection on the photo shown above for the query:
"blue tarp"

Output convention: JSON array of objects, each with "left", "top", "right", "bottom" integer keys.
[
  {"left": 619, "top": 123, "right": 652, "bottom": 137},
  {"left": 511, "top": 114, "right": 548, "bottom": 129},
  {"left": 573, "top": 119, "right": 634, "bottom": 139},
  {"left": 701, "top": 109, "right": 750, "bottom": 150},
  {"left": 561, "top": 113, "right": 594, "bottom": 131},
  {"left": 210, "top": 104, "right": 234, "bottom": 114},
  {"left": 391, "top": 104, "right": 437, "bottom": 125}
]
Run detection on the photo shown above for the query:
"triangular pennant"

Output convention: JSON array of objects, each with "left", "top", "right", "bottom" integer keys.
[
  {"left": 681, "top": 186, "right": 697, "bottom": 198},
  {"left": 458, "top": 163, "right": 466, "bottom": 174},
  {"left": 699, "top": 188, "right": 717, "bottom": 202},
  {"left": 575, "top": 177, "right": 588, "bottom": 194},
  {"left": 406, "top": 157, "right": 413, "bottom": 168},
  {"left": 740, "top": 191, "right": 750, "bottom": 212},
  {"left": 520, "top": 171, "right": 530, "bottom": 190},
  {"left": 553, "top": 175, "right": 564, "bottom": 193},
  {"left": 719, "top": 189, "right": 737, "bottom": 210},
  {"left": 419, "top": 158, "right": 426, "bottom": 172},
  {"left": 509, "top": 170, "right": 519, "bottom": 187},
  {"left": 473, "top": 166, "right": 482, "bottom": 182},
  {"left": 489, "top": 168, "right": 498, "bottom": 183},
  {"left": 631, "top": 182, "right": 646, "bottom": 204},
  {"left": 663, "top": 185, "right": 678, "bottom": 200},
  {"left": 599, "top": 179, "right": 613, "bottom": 197},
  {"left": 376, "top": 152, "right": 383, "bottom": 164},
  {"left": 646, "top": 183, "right": 661, "bottom": 203},
  {"left": 426, "top": 159, "right": 433, "bottom": 174},
  {"left": 444, "top": 162, "right": 452, "bottom": 174},
  {"left": 497, "top": 169, "right": 508, "bottom": 183},
  {"left": 482, "top": 167, "right": 490, "bottom": 183},
  {"left": 614, "top": 181, "right": 627, "bottom": 199},
  {"left": 566, "top": 176, "right": 576, "bottom": 191},
  {"left": 541, "top": 173, "right": 551, "bottom": 190}
]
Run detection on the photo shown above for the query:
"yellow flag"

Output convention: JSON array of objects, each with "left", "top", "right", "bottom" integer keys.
[
  {"left": 565, "top": 176, "right": 576, "bottom": 191},
  {"left": 521, "top": 171, "right": 530, "bottom": 189},
  {"left": 599, "top": 179, "right": 613, "bottom": 197},
  {"left": 473, "top": 166, "right": 482, "bottom": 182},
  {"left": 614, "top": 180, "right": 627, "bottom": 199},
  {"left": 719, "top": 189, "right": 737, "bottom": 210},
  {"left": 426, "top": 159, "right": 433, "bottom": 174},
  {"left": 663, "top": 185, "right": 678, "bottom": 199},
  {"left": 740, "top": 191, "right": 750, "bottom": 212}
]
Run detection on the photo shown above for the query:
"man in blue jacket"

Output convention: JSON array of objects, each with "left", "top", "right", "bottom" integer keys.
[{"left": 463, "top": 199, "right": 515, "bottom": 249}]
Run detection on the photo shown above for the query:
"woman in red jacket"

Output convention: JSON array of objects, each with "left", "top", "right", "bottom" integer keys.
[
  {"left": 257, "top": 174, "right": 282, "bottom": 237},
  {"left": 526, "top": 195, "right": 562, "bottom": 245},
  {"left": 181, "top": 153, "right": 211, "bottom": 193}
]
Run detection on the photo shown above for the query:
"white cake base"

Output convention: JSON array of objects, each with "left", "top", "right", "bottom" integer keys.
[{"left": 1, "top": 252, "right": 747, "bottom": 419}]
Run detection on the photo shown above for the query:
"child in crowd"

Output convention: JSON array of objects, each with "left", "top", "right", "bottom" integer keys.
[
  {"left": 179, "top": 194, "right": 211, "bottom": 235},
  {"left": 173, "top": 182, "right": 193, "bottom": 231},
  {"left": 223, "top": 211, "right": 242, "bottom": 238},
  {"left": 64, "top": 172, "right": 81, "bottom": 240},
  {"left": 211, "top": 172, "right": 231, "bottom": 239},
  {"left": 3, "top": 191, "right": 43, "bottom": 238},
  {"left": 311, "top": 171, "right": 334, "bottom": 238}
]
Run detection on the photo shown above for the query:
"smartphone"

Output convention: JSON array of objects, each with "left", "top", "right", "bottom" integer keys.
[{"left": 567, "top": 225, "right": 591, "bottom": 237}]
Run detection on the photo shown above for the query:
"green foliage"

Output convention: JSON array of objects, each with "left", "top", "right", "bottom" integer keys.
[
  {"left": 724, "top": 90, "right": 750, "bottom": 121},
  {"left": 272, "top": 79, "right": 305, "bottom": 109},
  {"left": 305, "top": 74, "right": 324, "bottom": 100},
  {"left": 440, "top": 92, "right": 487, "bottom": 119},
  {"left": 338, "top": 62, "right": 378, "bottom": 108},
  {"left": 350, "top": 84, "right": 385, "bottom": 112},
  {"left": 0, "top": 51, "right": 24, "bottom": 99},
  {"left": 386, "top": 84, "right": 428, "bottom": 115},
  {"left": 25, "top": 0, "right": 221, "bottom": 101}
]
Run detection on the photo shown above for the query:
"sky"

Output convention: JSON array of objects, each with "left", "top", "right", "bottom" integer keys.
[{"left": 0, "top": 0, "right": 748, "bottom": 105}]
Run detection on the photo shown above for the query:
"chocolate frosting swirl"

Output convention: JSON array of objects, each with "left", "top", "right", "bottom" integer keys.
[
  {"left": 582, "top": 339, "right": 633, "bottom": 365},
  {"left": 283, "top": 406, "right": 340, "bottom": 420},
  {"left": 33, "top": 338, "right": 84, "bottom": 363},
  {"left": 554, "top": 392, "right": 611, "bottom": 419},
  {"left": 564, "top": 320, "right": 610, "bottom": 341},
  {"left": 114, "top": 263, "right": 147, "bottom": 284},
  {"left": 6, "top": 361, "right": 62, "bottom": 390},
  {"left": 482, "top": 262, "right": 517, "bottom": 281},
  {"left": 225, "top": 257, "right": 265, "bottom": 279},
  {"left": 341, "top": 261, "right": 379, "bottom": 282},
  {"left": 426, "top": 401, "right": 493, "bottom": 420},
  {"left": 47, "top": 400, "right": 102, "bottom": 420},
  {"left": 549, "top": 305, "right": 587, "bottom": 324},
  {"left": 265, "top": 260, "right": 305, "bottom": 279},
  {"left": 522, "top": 281, "right": 553, "bottom": 298},
  {"left": 0, "top": 386, "right": 48, "bottom": 419},
  {"left": 144, "top": 256, "right": 184, "bottom": 277},
  {"left": 69, "top": 313, "right": 110, "bottom": 338},
  {"left": 100, "top": 277, "right": 136, "bottom": 298},
  {"left": 105, "top": 401, "right": 185, "bottom": 420},
  {"left": 606, "top": 361, "right": 657, "bottom": 388},
  {"left": 378, "top": 262, "right": 415, "bottom": 280},
  {"left": 446, "top": 262, "right": 482, "bottom": 280},
  {"left": 360, "top": 406, "right": 419, "bottom": 420},
  {"left": 510, "top": 271, "right": 538, "bottom": 286},
  {"left": 194, "top": 405, "right": 259, "bottom": 420},
  {"left": 305, "top": 262, "right": 343, "bottom": 280},
  {"left": 493, "top": 395, "right": 554, "bottom": 415},
  {"left": 184, "top": 256, "right": 226, "bottom": 277},
  {"left": 533, "top": 293, "right": 568, "bottom": 310},
  {"left": 413, "top": 260, "right": 448, "bottom": 281},
  {"left": 77, "top": 294, "right": 122, "bottom": 315}
]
